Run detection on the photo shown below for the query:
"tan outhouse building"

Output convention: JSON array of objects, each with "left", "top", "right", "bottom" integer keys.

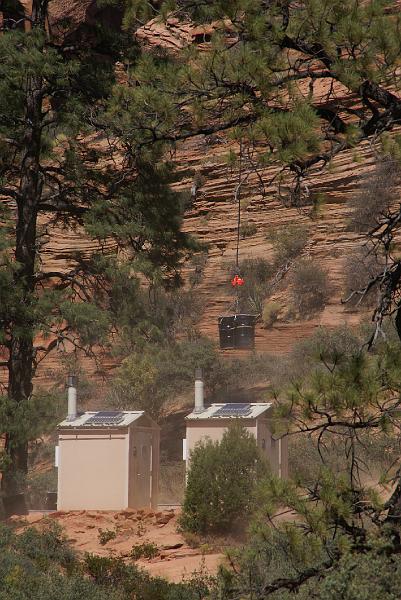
[
  {"left": 183, "top": 371, "right": 288, "bottom": 478},
  {"left": 57, "top": 410, "right": 160, "bottom": 511},
  {"left": 185, "top": 402, "right": 288, "bottom": 478}
]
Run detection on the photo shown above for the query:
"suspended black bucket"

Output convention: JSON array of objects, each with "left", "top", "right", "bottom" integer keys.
[
  {"left": 2, "top": 493, "right": 28, "bottom": 518},
  {"left": 218, "top": 314, "right": 257, "bottom": 350},
  {"left": 234, "top": 314, "right": 256, "bottom": 349},
  {"left": 218, "top": 315, "right": 236, "bottom": 349}
]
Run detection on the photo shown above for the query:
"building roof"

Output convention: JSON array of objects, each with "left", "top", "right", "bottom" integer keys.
[
  {"left": 185, "top": 402, "right": 272, "bottom": 420},
  {"left": 58, "top": 411, "right": 147, "bottom": 429}
]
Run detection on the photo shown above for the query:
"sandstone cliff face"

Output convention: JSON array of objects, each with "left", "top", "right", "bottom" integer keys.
[
  {"left": 174, "top": 136, "right": 372, "bottom": 354},
  {"left": 0, "top": 4, "right": 384, "bottom": 390},
  {"left": 33, "top": 123, "right": 375, "bottom": 390}
]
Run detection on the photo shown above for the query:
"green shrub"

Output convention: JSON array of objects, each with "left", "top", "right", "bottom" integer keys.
[
  {"left": 239, "top": 258, "right": 272, "bottom": 284},
  {"left": 180, "top": 424, "right": 267, "bottom": 535},
  {"left": 108, "top": 337, "right": 222, "bottom": 421},
  {"left": 343, "top": 247, "right": 383, "bottom": 308},
  {"left": 268, "top": 224, "right": 308, "bottom": 266},
  {"left": 15, "top": 523, "right": 76, "bottom": 571},
  {"left": 98, "top": 528, "right": 117, "bottom": 546},
  {"left": 348, "top": 159, "right": 399, "bottom": 232},
  {"left": 0, "top": 524, "right": 213, "bottom": 600},
  {"left": 292, "top": 259, "right": 330, "bottom": 316},
  {"left": 240, "top": 221, "right": 257, "bottom": 238},
  {"left": 188, "top": 252, "right": 208, "bottom": 287},
  {"left": 262, "top": 301, "right": 280, "bottom": 328},
  {"left": 0, "top": 524, "right": 14, "bottom": 549},
  {"left": 83, "top": 553, "right": 210, "bottom": 600},
  {"left": 131, "top": 542, "right": 158, "bottom": 560}
]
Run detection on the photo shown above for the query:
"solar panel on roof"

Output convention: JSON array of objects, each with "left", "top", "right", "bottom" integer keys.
[
  {"left": 213, "top": 403, "right": 252, "bottom": 417},
  {"left": 85, "top": 411, "right": 125, "bottom": 426}
]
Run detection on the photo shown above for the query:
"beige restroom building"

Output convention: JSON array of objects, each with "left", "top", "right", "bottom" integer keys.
[
  {"left": 57, "top": 410, "right": 160, "bottom": 511},
  {"left": 184, "top": 402, "right": 288, "bottom": 478},
  {"left": 183, "top": 369, "right": 288, "bottom": 478},
  {"left": 184, "top": 370, "right": 288, "bottom": 477}
]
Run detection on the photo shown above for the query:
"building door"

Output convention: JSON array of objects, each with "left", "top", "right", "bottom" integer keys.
[{"left": 132, "top": 430, "right": 153, "bottom": 508}]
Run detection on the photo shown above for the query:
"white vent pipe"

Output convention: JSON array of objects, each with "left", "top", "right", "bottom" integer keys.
[
  {"left": 67, "top": 374, "right": 77, "bottom": 421},
  {"left": 194, "top": 368, "right": 204, "bottom": 413}
]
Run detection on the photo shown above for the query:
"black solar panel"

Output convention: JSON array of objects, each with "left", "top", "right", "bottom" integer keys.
[
  {"left": 85, "top": 411, "right": 125, "bottom": 425},
  {"left": 213, "top": 403, "right": 252, "bottom": 417}
]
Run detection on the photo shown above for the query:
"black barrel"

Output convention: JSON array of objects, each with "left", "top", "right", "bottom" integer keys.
[
  {"left": 218, "top": 315, "right": 236, "bottom": 349},
  {"left": 234, "top": 314, "right": 256, "bottom": 349},
  {"left": 2, "top": 493, "right": 28, "bottom": 518}
]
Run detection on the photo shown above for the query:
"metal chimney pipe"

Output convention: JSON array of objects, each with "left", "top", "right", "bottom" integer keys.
[
  {"left": 194, "top": 368, "right": 204, "bottom": 414},
  {"left": 67, "top": 374, "right": 77, "bottom": 421}
]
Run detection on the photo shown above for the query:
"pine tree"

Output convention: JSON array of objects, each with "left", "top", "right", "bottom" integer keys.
[
  {"left": 0, "top": 0, "right": 192, "bottom": 498},
  {"left": 215, "top": 333, "right": 401, "bottom": 597}
]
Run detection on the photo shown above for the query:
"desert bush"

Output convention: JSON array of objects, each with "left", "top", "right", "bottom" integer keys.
[
  {"left": 289, "top": 434, "right": 347, "bottom": 485},
  {"left": 131, "top": 542, "right": 158, "bottom": 560},
  {"left": 343, "top": 247, "right": 384, "bottom": 308},
  {"left": 0, "top": 523, "right": 213, "bottom": 600},
  {"left": 108, "top": 337, "right": 223, "bottom": 421},
  {"left": 188, "top": 252, "right": 208, "bottom": 287},
  {"left": 268, "top": 223, "right": 308, "bottom": 266},
  {"left": 292, "top": 259, "right": 330, "bottom": 316},
  {"left": 262, "top": 301, "right": 280, "bottom": 328},
  {"left": 109, "top": 337, "right": 279, "bottom": 421},
  {"left": 240, "top": 221, "right": 257, "bottom": 238},
  {"left": 239, "top": 258, "right": 272, "bottom": 284},
  {"left": 180, "top": 424, "right": 267, "bottom": 535},
  {"left": 216, "top": 517, "right": 401, "bottom": 600},
  {"left": 113, "top": 282, "right": 204, "bottom": 357},
  {"left": 98, "top": 528, "right": 117, "bottom": 546},
  {"left": 349, "top": 159, "right": 400, "bottom": 232},
  {"left": 275, "top": 325, "right": 363, "bottom": 387},
  {"left": 292, "top": 325, "right": 362, "bottom": 369},
  {"left": 83, "top": 553, "right": 212, "bottom": 600},
  {"left": 14, "top": 523, "right": 76, "bottom": 571},
  {"left": 144, "top": 287, "right": 203, "bottom": 342}
]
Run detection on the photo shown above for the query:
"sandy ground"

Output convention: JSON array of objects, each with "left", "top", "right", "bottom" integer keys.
[{"left": 9, "top": 508, "right": 224, "bottom": 583}]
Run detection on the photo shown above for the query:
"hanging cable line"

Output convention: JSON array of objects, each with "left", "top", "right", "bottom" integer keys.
[{"left": 218, "top": 142, "right": 257, "bottom": 351}]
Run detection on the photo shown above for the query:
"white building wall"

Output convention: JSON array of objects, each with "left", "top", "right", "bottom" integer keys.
[{"left": 57, "top": 430, "right": 128, "bottom": 511}]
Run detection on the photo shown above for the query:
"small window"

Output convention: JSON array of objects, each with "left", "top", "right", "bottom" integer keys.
[
  {"left": 141, "top": 445, "right": 147, "bottom": 457},
  {"left": 261, "top": 439, "right": 266, "bottom": 450}
]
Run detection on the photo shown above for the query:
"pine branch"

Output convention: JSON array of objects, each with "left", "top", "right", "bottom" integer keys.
[
  {"left": 38, "top": 202, "right": 88, "bottom": 217},
  {"left": 0, "top": 186, "right": 20, "bottom": 200},
  {"left": 281, "top": 35, "right": 333, "bottom": 69},
  {"left": 257, "top": 557, "right": 336, "bottom": 597}
]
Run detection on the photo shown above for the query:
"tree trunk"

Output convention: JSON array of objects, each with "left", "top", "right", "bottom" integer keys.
[{"left": 1, "top": 0, "right": 46, "bottom": 496}]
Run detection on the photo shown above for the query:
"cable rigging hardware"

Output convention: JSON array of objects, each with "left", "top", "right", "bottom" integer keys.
[{"left": 218, "top": 148, "right": 258, "bottom": 350}]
